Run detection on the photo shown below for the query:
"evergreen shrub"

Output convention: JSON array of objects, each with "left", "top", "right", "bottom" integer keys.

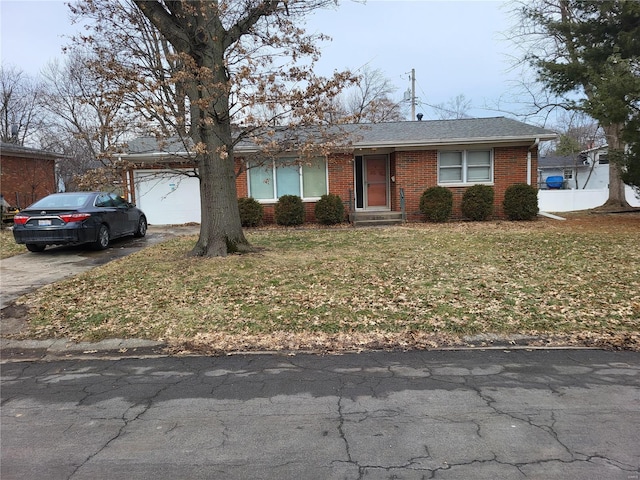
[
  {"left": 275, "top": 195, "right": 305, "bottom": 226},
  {"left": 419, "top": 186, "right": 453, "bottom": 223},
  {"left": 503, "top": 183, "right": 539, "bottom": 221},
  {"left": 314, "top": 194, "right": 345, "bottom": 225},
  {"left": 237, "top": 197, "right": 264, "bottom": 227},
  {"left": 461, "top": 184, "right": 495, "bottom": 221}
]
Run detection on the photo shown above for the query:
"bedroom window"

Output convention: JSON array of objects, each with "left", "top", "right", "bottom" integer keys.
[{"left": 438, "top": 150, "right": 492, "bottom": 184}]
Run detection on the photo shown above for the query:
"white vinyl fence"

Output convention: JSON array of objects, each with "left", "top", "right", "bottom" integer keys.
[{"left": 538, "top": 186, "right": 640, "bottom": 213}]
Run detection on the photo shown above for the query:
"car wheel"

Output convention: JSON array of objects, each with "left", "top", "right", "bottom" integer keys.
[
  {"left": 93, "top": 224, "right": 110, "bottom": 250},
  {"left": 134, "top": 216, "right": 147, "bottom": 238},
  {"left": 26, "top": 243, "right": 46, "bottom": 253}
]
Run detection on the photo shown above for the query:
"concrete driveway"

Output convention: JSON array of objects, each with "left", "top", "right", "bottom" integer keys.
[{"left": 0, "top": 226, "right": 198, "bottom": 332}]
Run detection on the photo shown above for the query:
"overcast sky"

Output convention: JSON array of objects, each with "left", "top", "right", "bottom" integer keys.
[{"left": 0, "top": 0, "right": 534, "bottom": 121}]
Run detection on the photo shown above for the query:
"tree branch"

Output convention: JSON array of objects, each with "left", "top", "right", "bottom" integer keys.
[
  {"left": 132, "top": 1, "right": 190, "bottom": 51},
  {"left": 224, "top": 0, "right": 281, "bottom": 50}
]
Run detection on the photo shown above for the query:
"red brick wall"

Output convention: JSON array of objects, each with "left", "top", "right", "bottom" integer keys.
[
  {"left": 235, "top": 158, "right": 249, "bottom": 198},
  {"left": 327, "top": 153, "right": 354, "bottom": 215},
  {"left": 231, "top": 145, "right": 539, "bottom": 223},
  {"left": 392, "top": 146, "right": 537, "bottom": 221},
  {"left": 1, "top": 155, "right": 56, "bottom": 209},
  {"left": 393, "top": 150, "right": 438, "bottom": 221},
  {"left": 493, "top": 145, "right": 537, "bottom": 218},
  {"left": 235, "top": 154, "right": 354, "bottom": 224}
]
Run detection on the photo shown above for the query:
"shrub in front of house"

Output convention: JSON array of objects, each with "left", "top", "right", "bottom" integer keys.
[
  {"left": 503, "top": 183, "right": 539, "bottom": 221},
  {"left": 314, "top": 194, "right": 345, "bottom": 225},
  {"left": 275, "top": 195, "right": 305, "bottom": 226},
  {"left": 237, "top": 197, "right": 264, "bottom": 227},
  {"left": 461, "top": 184, "right": 494, "bottom": 221},
  {"left": 419, "top": 186, "right": 453, "bottom": 223}
]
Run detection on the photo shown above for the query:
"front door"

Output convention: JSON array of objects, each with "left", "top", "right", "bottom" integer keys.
[
  {"left": 366, "top": 156, "right": 388, "bottom": 208},
  {"left": 355, "top": 155, "right": 389, "bottom": 210}
]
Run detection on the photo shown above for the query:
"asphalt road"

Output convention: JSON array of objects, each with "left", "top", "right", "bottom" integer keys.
[{"left": 2, "top": 349, "right": 639, "bottom": 479}]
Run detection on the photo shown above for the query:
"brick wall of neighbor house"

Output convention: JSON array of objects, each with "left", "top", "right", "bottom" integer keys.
[{"left": 1, "top": 155, "right": 56, "bottom": 208}]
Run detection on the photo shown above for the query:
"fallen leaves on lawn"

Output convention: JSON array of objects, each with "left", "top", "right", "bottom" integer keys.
[{"left": 10, "top": 213, "right": 640, "bottom": 352}]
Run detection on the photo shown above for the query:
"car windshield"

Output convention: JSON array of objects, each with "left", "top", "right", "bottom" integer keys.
[{"left": 29, "top": 194, "right": 91, "bottom": 209}]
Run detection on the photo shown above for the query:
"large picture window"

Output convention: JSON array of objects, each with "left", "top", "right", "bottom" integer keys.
[
  {"left": 248, "top": 157, "right": 328, "bottom": 201},
  {"left": 438, "top": 150, "right": 492, "bottom": 184}
]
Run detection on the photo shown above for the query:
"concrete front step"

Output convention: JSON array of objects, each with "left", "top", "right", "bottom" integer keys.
[{"left": 350, "top": 211, "right": 404, "bottom": 226}]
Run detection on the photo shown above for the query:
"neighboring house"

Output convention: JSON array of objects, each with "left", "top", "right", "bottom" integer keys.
[
  {"left": 537, "top": 144, "right": 640, "bottom": 212},
  {"left": 119, "top": 117, "right": 556, "bottom": 225},
  {"left": 0, "top": 142, "right": 59, "bottom": 209},
  {"left": 538, "top": 145, "right": 609, "bottom": 190}
]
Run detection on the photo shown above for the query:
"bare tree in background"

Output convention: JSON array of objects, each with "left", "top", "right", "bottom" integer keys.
[
  {"left": 0, "top": 65, "right": 46, "bottom": 146},
  {"left": 431, "top": 94, "right": 472, "bottom": 120},
  {"left": 545, "top": 111, "right": 605, "bottom": 189},
  {"left": 40, "top": 55, "right": 132, "bottom": 161},
  {"left": 341, "top": 66, "right": 405, "bottom": 123},
  {"left": 546, "top": 111, "right": 603, "bottom": 154},
  {"left": 38, "top": 53, "right": 136, "bottom": 190}
]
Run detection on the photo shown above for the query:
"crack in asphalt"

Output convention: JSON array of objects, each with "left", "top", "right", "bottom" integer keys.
[
  {"left": 65, "top": 372, "right": 184, "bottom": 480},
  {"left": 67, "top": 401, "right": 152, "bottom": 479},
  {"left": 327, "top": 360, "right": 640, "bottom": 478},
  {"left": 336, "top": 395, "right": 353, "bottom": 464},
  {"left": 1, "top": 351, "right": 638, "bottom": 479}
]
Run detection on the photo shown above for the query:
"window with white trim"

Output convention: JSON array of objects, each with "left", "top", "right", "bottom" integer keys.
[
  {"left": 247, "top": 157, "right": 328, "bottom": 201},
  {"left": 438, "top": 150, "right": 493, "bottom": 184}
]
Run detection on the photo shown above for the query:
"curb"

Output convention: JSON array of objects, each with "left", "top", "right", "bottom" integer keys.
[{"left": 0, "top": 338, "right": 167, "bottom": 363}]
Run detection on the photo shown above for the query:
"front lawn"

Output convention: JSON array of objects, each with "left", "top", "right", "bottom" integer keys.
[
  {"left": 9, "top": 214, "right": 640, "bottom": 352},
  {"left": 0, "top": 228, "right": 25, "bottom": 259}
]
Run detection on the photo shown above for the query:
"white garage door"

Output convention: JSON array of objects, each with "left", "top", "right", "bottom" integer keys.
[{"left": 134, "top": 170, "right": 201, "bottom": 225}]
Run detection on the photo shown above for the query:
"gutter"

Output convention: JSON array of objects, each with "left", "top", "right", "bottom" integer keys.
[
  {"left": 118, "top": 133, "right": 557, "bottom": 160},
  {"left": 352, "top": 134, "right": 557, "bottom": 150}
]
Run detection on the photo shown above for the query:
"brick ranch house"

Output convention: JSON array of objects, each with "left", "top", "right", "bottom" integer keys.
[
  {"left": 120, "top": 117, "right": 556, "bottom": 225},
  {"left": 0, "top": 142, "right": 58, "bottom": 210}
]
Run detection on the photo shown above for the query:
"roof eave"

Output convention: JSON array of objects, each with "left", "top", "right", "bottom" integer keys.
[
  {"left": 353, "top": 134, "right": 557, "bottom": 149},
  {"left": 120, "top": 133, "right": 558, "bottom": 160},
  {"left": 119, "top": 152, "right": 193, "bottom": 160}
]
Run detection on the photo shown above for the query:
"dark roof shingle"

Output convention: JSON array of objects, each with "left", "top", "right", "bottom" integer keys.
[{"left": 125, "top": 117, "right": 556, "bottom": 156}]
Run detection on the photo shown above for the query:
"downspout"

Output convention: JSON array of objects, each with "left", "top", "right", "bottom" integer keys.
[{"left": 527, "top": 138, "right": 540, "bottom": 186}]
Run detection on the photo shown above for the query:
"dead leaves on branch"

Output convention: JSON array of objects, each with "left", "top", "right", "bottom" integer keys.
[{"left": 13, "top": 214, "right": 640, "bottom": 352}]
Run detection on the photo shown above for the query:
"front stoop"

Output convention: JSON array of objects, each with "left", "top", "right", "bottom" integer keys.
[{"left": 350, "top": 211, "right": 405, "bottom": 227}]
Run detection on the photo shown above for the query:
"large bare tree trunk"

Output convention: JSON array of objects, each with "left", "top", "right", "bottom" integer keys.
[
  {"left": 191, "top": 143, "right": 250, "bottom": 257},
  {"left": 187, "top": 38, "right": 251, "bottom": 256}
]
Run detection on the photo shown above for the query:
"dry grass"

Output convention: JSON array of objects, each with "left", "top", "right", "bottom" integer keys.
[
  {"left": 9, "top": 213, "right": 640, "bottom": 352},
  {"left": 0, "top": 228, "right": 26, "bottom": 259}
]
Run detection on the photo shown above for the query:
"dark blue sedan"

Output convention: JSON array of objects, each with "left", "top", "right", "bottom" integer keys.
[{"left": 13, "top": 192, "right": 147, "bottom": 252}]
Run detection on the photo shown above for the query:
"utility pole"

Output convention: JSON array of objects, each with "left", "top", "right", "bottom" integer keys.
[
  {"left": 411, "top": 68, "right": 416, "bottom": 121},
  {"left": 404, "top": 69, "right": 417, "bottom": 120}
]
